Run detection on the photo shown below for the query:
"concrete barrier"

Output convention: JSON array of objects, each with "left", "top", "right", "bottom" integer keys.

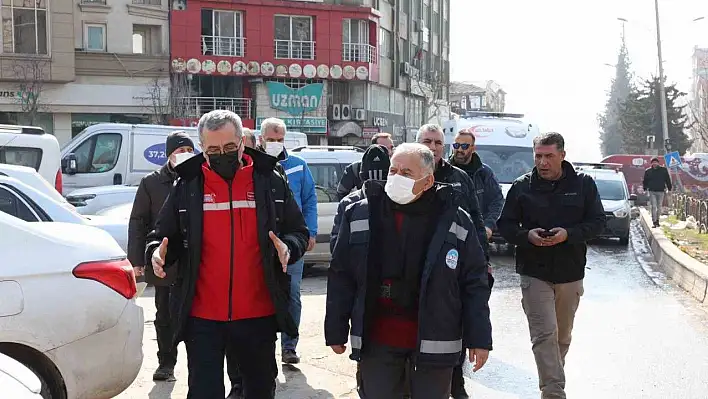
[{"left": 639, "top": 208, "right": 708, "bottom": 303}]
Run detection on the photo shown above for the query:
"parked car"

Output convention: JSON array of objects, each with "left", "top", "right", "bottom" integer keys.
[
  {"left": 0, "top": 353, "right": 43, "bottom": 399},
  {"left": 0, "top": 164, "right": 69, "bottom": 207},
  {"left": 65, "top": 185, "right": 138, "bottom": 215},
  {"left": 0, "top": 211, "right": 143, "bottom": 398},
  {"left": 0, "top": 175, "right": 129, "bottom": 251},
  {"left": 0, "top": 125, "right": 62, "bottom": 193},
  {"left": 574, "top": 162, "right": 637, "bottom": 245},
  {"left": 290, "top": 146, "right": 364, "bottom": 265}
]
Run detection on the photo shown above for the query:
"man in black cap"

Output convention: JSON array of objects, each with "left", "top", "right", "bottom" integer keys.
[
  {"left": 336, "top": 133, "right": 394, "bottom": 200},
  {"left": 128, "top": 131, "right": 195, "bottom": 380}
]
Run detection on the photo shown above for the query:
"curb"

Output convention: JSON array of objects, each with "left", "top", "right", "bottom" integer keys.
[{"left": 639, "top": 208, "right": 708, "bottom": 303}]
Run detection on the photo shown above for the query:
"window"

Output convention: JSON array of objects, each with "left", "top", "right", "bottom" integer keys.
[
  {"left": 308, "top": 164, "right": 341, "bottom": 203},
  {"left": 343, "top": 19, "right": 371, "bottom": 62},
  {"left": 0, "top": 147, "right": 42, "bottom": 170},
  {"left": 133, "top": 24, "right": 161, "bottom": 55},
  {"left": 274, "top": 15, "right": 314, "bottom": 59},
  {"left": 1, "top": 0, "right": 48, "bottom": 54},
  {"left": 0, "top": 186, "right": 38, "bottom": 222},
  {"left": 72, "top": 133, "right": 122, "bottom": 174},
  {"left": 85, "top": 23, "right": 106, "bottom": 52},
  {"left": 132, "top": 30, "right": 145, "bottom": 54},
  {"left": 201, "top": 9, "right": 244, "bottom": 57},
  {"left": 378, "top": 27, "right": 392, "bottom": 59}
]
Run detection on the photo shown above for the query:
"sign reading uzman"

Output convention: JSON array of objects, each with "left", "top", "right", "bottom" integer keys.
[{"left": 266, "top": 81, "right": 324, "bottom": 115}]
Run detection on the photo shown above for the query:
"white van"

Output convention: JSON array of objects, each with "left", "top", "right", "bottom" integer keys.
[
  {"left": 290, "top": 146, "right": 364, "bottom": 265},
  {"left": 59, "top": 124, "right": 200, "bottom": 194},
  {"left": 442, "top": 111, "right": 540, "bottom": 198},
  {"left": 0, "top": 124, "right": 62, "bottom": 193}
]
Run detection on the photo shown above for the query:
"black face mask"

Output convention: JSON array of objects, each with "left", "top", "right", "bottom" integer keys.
[{"left": 208, "top": 151, "right": 240, "bottom": 181}]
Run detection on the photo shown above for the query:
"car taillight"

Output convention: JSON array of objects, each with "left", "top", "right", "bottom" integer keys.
[
  {"left": 73, "top": 259, "right": 137, "bottom": 299},
  {"left": 55, "top": 169, "right": 63, "bottom": 194}
]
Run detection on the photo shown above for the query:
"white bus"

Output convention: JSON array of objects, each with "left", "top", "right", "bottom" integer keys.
[{"left": 442, "top": 111, "right": 541, "bottom": 197}]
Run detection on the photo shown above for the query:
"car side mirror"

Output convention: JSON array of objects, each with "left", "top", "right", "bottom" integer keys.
[
  {"left": 629, "top": 194, "right": 637, "bottom": 201},
  {"left": 63, "top": 154, "right": 78, "bottom": 175}
]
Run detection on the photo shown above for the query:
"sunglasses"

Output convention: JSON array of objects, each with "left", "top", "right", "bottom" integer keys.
[{"left": 452, "top": 143, "right": 472, "bottom": 150}]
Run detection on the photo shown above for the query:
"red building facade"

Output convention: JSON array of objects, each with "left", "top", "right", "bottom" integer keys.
[{"left": 170, "top": 0, "right": 380, "bottom": 134}]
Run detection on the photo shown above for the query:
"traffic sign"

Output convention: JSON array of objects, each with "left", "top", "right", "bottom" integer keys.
[{"left": 664, "top": 151, "right": 682, "bottom": 168}]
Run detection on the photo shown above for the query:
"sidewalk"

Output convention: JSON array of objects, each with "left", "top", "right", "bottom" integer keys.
[{"left": 638, "top": 207, "right": 708, "bottom": 303}]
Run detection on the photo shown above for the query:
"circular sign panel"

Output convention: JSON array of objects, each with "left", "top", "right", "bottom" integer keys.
[
  {"left": 275, "top": 64, "right": 288, "bottom": 77},
  {"left": 233, "top": 60, "right": 247, "bottom": 75},
  {"left": 330, "top": 65, "right": 343, "bottom": 79},
  {"left": 261, "top": 62, "right": 275, "bottom": 76},
  {"left": 289, "top": 63, "right": 303, "bottom": 78},
  {"left": 217, "top": 60, "right": 231, "bottom": 75},
  {"left": 172, "top": 58, "right": 186, "bottom": 73},
  {"left": 202, "top": 60, "right": 216, "bottom": 74},
  {"left": 342, "top": 65, "right": 356, "bottom": 80},
  {"left": 247, "top": 61, "right": 260, "bottom": 75},
  {"left": 303, "top": 64, "right": 316, "bottom": 79},
  {"left": 186, "top": 58, "right": 201, "bottom": 73},
  {"left": 317, "top": 64, "right": 330, "bottom": 79},
  {"left": 355, "top": 66, "right": 368, "bottom": 80}
]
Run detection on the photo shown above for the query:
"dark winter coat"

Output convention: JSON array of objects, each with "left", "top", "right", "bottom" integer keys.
[
  {"left": 643, "top": 166, "right": 672, "bottom": 192},
  {"left": 451, "top": 153, "right": 505, "bottom": 230}
]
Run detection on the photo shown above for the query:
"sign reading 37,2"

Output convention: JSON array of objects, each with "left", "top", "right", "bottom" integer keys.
[{"left": 267, "top": 81, "right": 324, "bottom": 115}]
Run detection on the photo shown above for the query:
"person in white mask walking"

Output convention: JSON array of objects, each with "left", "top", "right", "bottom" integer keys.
[
  {"left": 258, "top": 117, "right": 318, "bottom": 364},
  {"left": 325, "top": 143, "right": 492, "bottom": 399}
]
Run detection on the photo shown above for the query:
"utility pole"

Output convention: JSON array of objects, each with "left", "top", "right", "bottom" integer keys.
[{"left": 654, "top": 0, "right": 670, "bottom": 156}]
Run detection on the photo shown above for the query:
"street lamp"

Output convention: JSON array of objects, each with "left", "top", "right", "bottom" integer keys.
[{"left": 653, "top": 0, "right": 670, "bottom": 156}]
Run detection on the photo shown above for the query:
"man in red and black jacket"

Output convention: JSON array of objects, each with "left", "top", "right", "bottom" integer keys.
[{"left": 147, "top": 110, "right": 309, "bottom": 399}]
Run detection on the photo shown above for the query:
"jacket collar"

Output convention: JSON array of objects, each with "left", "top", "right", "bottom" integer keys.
[
  {"left": 450, "top": 152, "right": 483, "bottom": 174},
  {"left": 174, "top": 147, "right": 280, "bottom": 180},
  {"left": 158, "top": 163, "right": 177, "bottom": 183},
  {"left": 529, "top": 160, "right": 576, "bottom": 191}
]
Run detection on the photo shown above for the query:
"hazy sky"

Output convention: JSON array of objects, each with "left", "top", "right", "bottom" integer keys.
[{"left": 450, "top": 0, "right": 708, "bottom": 162}]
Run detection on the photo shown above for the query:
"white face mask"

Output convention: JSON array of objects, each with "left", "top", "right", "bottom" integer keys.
[
  {"left": 385, "top": 173, "right": 427, "bottom": 205},
  {"left": 265, "top": 142, "right": 284, "bottom": 157},
  {"left": 172, "top": 151, "right": 194, "bottom": 166}
]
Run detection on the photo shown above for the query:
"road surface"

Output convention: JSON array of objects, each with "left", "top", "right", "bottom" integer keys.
[{"left": 119, "top": 221, "right": 708, "bottom": 398}]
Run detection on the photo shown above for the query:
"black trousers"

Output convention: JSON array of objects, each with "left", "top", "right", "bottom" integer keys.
[
  {"left": 154, "top": 286, "right": 177, "bottom": 368},
  {"left": 185, "top": 316, "right": 277, "bottom": 399}
]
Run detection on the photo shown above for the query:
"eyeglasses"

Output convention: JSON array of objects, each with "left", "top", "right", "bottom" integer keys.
[
  {"left": 204, "top": 139, "right": 242, "bottom": 156},
  {"left": 452, "top": 143, "right": 472, "bottom": 150}
]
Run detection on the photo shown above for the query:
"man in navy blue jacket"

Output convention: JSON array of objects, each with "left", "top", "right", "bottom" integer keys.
[{"left": 259, "top": 117, "right": 318, "bottom": 364}]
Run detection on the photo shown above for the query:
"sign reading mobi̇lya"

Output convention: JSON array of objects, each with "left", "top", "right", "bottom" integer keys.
[{"left": 267, "top": 81, "right": 323, "bottom": 115}]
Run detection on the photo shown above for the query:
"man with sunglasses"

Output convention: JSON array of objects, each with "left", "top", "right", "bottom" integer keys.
[
  {"left": 147, "top": 110, "right": 309, "bottom": 399},
  {"left": 450, "top": 129, "right": 504, "bottom": 243}
]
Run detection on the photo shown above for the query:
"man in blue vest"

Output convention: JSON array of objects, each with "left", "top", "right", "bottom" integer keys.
[{"left": 259, "top": 117, "right": 318, "bottom": 364}]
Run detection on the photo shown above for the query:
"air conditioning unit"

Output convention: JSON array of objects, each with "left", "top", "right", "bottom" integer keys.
[
  {"left": 173, "top": 0, "right": 187, "bottom": 10},
  {"left": 353, "top": 108, "right": 366, "bottom": 121},
  {"left": 400, "top": 62, "right": 411, "bottom": 76},
  {"left": 329, "top": 104, "right": 341, "bottom": 120},
  {"left": 341, "top": 104, "right": 352, "bottom": 120}
]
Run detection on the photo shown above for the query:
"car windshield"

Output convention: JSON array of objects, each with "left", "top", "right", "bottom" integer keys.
[
  {"left": 595, "top": 179, "right": 626, "bottom": 201},
  {"left": 475, "top": 145, "right": 534, "bottom": 184}
]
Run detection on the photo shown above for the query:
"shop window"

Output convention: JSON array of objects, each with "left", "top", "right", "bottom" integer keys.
[
  {"left": 0, "top": 147, "right": 42, "bottom": 170},
  {"left": 72, "top": 133, "right": 122, "bottom": 174},
  {"left": 1, "top": 0, "right": 48, "bottom": 55},
  {"left": 84, "top": 23, "right": 106, "bottom": 52},
  {"left": 274, "top": 15, "right": 314, "bottom": 60}
]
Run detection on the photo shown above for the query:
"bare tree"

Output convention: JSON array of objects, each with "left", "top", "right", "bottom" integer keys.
[
  {"left": 689, "top": 81, "right": 708, "bottom": 150},
  {"left": 168, "top": 73, "right": 194, "bottom": 125},
  {"left": 412, "top": 70, "right": 451, "bottom": 125},
  {"left": 12, "top": 58, "right": 49, "bottom": 125},
  {"left": 142, "top": 73, "right": 194, "bottom": 125}
]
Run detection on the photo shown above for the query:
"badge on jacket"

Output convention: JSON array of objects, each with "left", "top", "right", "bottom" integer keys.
[{"left": 446, "top": 249, "right": 459, "bottom": 269}]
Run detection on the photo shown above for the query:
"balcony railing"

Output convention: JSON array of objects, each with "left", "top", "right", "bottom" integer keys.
[
  {"left": 201, "top": 35, "right": 245, "bottom": 57},
  {"left": 132, "top": 0, "right": 161, "bottom": 5},
  {"left": 176, "top": 97, "right": 252, "bottom": 120},
  {"left": 80, "top": 0, "right": 106, "bottom": 4},
  {"left": 342, "top": 43, "right": 377, "bottom": 63},
  {"left": 274, "top": 40, "right": 315, "bottom": 60}
]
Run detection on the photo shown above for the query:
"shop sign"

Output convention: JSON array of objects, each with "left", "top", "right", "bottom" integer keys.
[
  {"left": 266, "top": 82, "right": 324, "bottom": 115},
  {"left": 372, "top": 117, "right": 388, "bottom": 127},
  {"left": 362, "top": 127, "right": 380, "bottom": 139},
  {"left": 256, "top": 116, "right": 328, "bottom": 133}
]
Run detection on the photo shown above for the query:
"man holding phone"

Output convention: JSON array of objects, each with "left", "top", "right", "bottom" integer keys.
[{"left": 497, "top": 132, "right": 605, "bottom": 399}]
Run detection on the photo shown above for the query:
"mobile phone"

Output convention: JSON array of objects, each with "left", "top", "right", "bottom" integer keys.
[{"left": 539, "top": 230, "right": 556, "bottom": 238}]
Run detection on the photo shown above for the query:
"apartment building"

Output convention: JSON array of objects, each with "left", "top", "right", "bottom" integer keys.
[
  {"left": 169, "top": 0, "right": 450, "bottom": 145},
  {"left": 449, "top": 80, "right": 507, "bottom": 116},
  {"left": 690, "top": 46, "right": 708, "bottom": 153},
  {"left": 0, "top": 0, "right": 170, "bottom": 145}
]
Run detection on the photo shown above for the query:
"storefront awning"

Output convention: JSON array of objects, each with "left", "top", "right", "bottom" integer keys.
[{"left": 329, "top": 121, "right": 362, "bottom": 138}]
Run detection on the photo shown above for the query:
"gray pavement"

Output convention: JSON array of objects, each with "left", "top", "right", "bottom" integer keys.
[{"left": 119, "top": 221, "right": 708, "bottom": 398}]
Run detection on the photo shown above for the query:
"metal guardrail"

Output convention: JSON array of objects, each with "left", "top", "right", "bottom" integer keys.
[
  {"left": 342, "top": 43, "right": 377, "bottom": 63},
  {"left": 201, "top": 35, "right": 245, "bottom": 57},
  {"left": 670, "top": 193, "right": 708, "bottom": 234},
  {"left": 132, "top": 0, "right": 161, "bottom": 5},
  {"left": 175, "top": 97, "right": 252, "bottom": 119},
  {"left": 274, "top": 40, "right": 315, "bottom": 60}
]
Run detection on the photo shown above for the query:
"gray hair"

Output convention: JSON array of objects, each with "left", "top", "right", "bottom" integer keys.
[
  {"left": 260, "top": 117, "right": 287, "bottom": 135},
  {"left": 242, "top": 128, "right": 256, "bottom": 148},
  {"left": 416, "top": 123, "right": 444, "bottom": 143},
  {"left": 393, "top": 143, "right": 435, "bottom": 175},
  {"left": 197, "top": 110, "right": 243, "bottom": 142}
]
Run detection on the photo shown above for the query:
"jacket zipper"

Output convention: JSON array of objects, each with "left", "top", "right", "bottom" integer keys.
[{"left": 228, "top": 180, "right": 235, "bottom": 321}]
